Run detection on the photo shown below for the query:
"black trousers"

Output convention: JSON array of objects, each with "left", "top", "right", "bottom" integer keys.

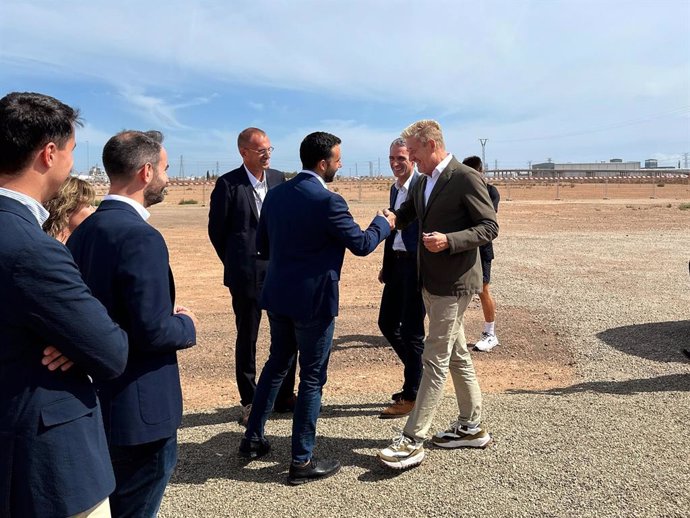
[
  {"left": 377, "top": 256, "right": 426, "bottom": 400},
  {"left": 231, "top": 289, "right": 296, "bottom": 406}
]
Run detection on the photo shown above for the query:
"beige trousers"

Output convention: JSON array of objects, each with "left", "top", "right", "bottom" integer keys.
[
  {"left": 68, "top": 498, "right": 110, "bottom": 518},
  {"left": 403, "top": 289, "right": 482, "bottom": 442}
]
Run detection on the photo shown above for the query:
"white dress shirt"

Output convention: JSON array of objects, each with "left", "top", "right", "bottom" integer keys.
[
  {"left": 424, "top": 153, "right": 453, "bottom": 206},
  {"left": 392, "top": 174, "right": 413, "bottom": 252},
  {"left": 244, "top": 165, "right": 268, "bottom": 215},
  {"left": 103, "top": 194, "right": 150, "bottom": 221}
]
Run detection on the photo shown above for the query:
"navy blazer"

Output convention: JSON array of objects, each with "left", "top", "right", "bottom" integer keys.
[
  {"left": 208, "top": 166, "right": 285, "bottom": 298},
  {"left": 381, "top": 172, "right": 421, "bottom": 284},
  {"left": 0, "top": 196, "right": 128, "bottom": 517},
  {"left": 68, "top": 200, "right": 196, "bottom": 446},
  {"left": 256, "top": 173, "right": 390, "bottom": 320}
]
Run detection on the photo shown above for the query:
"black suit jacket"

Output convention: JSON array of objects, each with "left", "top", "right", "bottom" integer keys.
[
  {"left": 479, "top": 183, "right": 500, "bottom": 261},
  {"left": 381, "top": 172, "right": 421, "bottom": 284},
  {"left": 208, "top": 166, "right": 285, "bottom": 298},
  {"left": 68, "top": 200, "right": 196, "bottom": 446},
  {"left": 0, "top": 196, "right": 128, "bottom": 517}
]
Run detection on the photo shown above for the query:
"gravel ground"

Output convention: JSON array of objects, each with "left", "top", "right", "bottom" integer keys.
[{"left": 160, "top": 200, "right": 690, "bottom": 517}]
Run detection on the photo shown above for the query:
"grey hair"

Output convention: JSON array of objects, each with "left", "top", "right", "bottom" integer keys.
[{"left": 401, "top": 119, "right": 445, "bottom": 149}]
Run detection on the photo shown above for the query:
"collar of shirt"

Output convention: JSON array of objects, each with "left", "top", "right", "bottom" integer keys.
[
  {"left": 243, "top": 165, "right": 266, "bottom": 189},
  {"left": 103, "top": 194, "right": 150, "bottom": 221},
  {"left": 395, "top": 173, "right": 413, "bottom": 193},
  {"left": 431, "top": 153, "right": 453, "bottom": 180},
  {"left": 300, "top": 170, "right": 327, "bottom": 189},
  {"left": 0, "top": 187, "right": 50, "bottom": 226}
]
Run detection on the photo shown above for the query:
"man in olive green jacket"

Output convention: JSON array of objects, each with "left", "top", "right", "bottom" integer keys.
[{"left": 378, "top": 119, "right": 498, "bottom": 470}]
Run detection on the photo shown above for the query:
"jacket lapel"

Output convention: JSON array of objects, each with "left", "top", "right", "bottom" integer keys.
[{"left": 241, "top": 177, "right": 259, "bottom": 222}]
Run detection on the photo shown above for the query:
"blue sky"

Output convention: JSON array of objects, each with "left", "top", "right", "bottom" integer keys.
[{"left": 1, "top": 0, "right": 688, "bottom": 176}]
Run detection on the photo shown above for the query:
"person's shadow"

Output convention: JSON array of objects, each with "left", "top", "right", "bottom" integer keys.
[
  {"left": 596, "top": 320, "right": 690, "bottom": 363},
  {"left": 173, "top": 430, "right": 400, "bottom": 485}
]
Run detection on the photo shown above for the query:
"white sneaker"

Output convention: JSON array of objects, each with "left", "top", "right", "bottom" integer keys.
[
  {"left": 431, "top": 422, "right": 492, "bottom": 449},
  {"left": 474, "top": 332, "right": 499, "bottom": 352},
  {"left": 377, "top": 430, "right": 425, "bottom": 470}
]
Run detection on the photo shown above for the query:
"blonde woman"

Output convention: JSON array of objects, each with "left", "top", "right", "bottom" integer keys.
[{"left": 43, "top": 176, "right": 97, "bottom": 242}]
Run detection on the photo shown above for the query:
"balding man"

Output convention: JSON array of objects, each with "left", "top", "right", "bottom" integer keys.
[{"left": 208, "top": 128, "right": 296, "bottom": 426}]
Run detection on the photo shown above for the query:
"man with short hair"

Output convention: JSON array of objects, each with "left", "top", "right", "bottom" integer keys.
[
  {"left": 68, "top": 130, "right": 197, "bottom": 516},
  {"left": 239, "top": 131, "right": 392, "bottom": 485},
  {"left": 377, "top": 138, "right": 425, "bottom": 418},
  {"left": 378, "top": 120, "right": 498, "bottom": 470},
  {"left": 208, "top": 128, "right": 296, "bottom": 426},
  {"left": 0, "top": 92, "right": 128, "bottom": 517},
  {"left": 462, "top": 155, "right": 500, "bottom": 352}
]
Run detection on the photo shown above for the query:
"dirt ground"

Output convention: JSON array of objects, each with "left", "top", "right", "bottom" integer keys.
[{"left": 145, "top": 180, "right": 689, "bottom": 412}]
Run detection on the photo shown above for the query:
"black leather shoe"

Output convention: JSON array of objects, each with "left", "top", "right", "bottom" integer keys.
[
  {"left": 273, "top": 393, "right": 297, "bottom": 413},
  {"left": 287, "top": 457, "right": 341, "bottom": 485},
  {"left": 391, "top": 391, "right": 404, "bottom": 402},
  {"left": 238, "top": 437, "right": 271, "bottom": 459}
]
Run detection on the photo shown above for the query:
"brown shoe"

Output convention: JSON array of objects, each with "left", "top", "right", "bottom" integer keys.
[{"left": 379, "top": 399, "right": 415, "bottom": 419}]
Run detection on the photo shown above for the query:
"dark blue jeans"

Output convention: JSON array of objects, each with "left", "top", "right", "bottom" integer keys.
[
  {"left": 246, "top": 312, "right": 335, "bottom": 463},
  {"left": 109, "top": 434, "right": 177, "bottom": 518}
]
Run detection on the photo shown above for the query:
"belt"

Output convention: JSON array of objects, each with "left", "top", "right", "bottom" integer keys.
[{"left": 392, "top": 250, "right": 413, "bottom": 259}]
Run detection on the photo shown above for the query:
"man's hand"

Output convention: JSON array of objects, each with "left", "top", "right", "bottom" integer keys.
[
  {"left": 382, "top": 208, "right": 396, "bottom": 229},
  {"left": 422, "top": 232, "right": 449, "bottom": 253},
  {"left": 42, "top": 346, "right": 74, "bottom": 372},
  {"left": 175, "top": 305, "right": 199, "bottom": 329}
]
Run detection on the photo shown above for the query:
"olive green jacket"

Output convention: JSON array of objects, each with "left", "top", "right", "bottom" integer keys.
[{"left": 395, "top": 156, "right": 498, "bottom": 296}]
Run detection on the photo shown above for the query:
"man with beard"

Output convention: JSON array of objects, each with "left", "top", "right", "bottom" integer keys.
[
  {"left": 67, "top": 130, "right": 198, "bottom": 516},
  {"left": 239, "top": 131, "right": 393, "bottom": 485}
]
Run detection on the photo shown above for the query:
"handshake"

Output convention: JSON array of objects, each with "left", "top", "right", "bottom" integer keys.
[{"left": 377, "top": 208, "right": 396, "bottom": 230}]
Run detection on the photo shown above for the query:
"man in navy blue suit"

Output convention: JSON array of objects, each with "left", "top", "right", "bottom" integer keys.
[
  {"left": 377, "top": 138, "right": 426, "bottom": 419},
  {"left": 68, "top": 130, "right": 197, "bottom": 517},
  {"left": 239, "top": 132, "right": 393, "bottom": 484},
  {"left": 0, "top": 92, "right": 128, "bottom": 517}
]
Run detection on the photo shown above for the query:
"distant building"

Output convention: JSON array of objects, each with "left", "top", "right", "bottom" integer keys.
[
  {"left": 644, "top": 159, "right": 658, "bottom": 169},
  {"left": 532, "top": 160, "right": 641, "bottom": 178}
]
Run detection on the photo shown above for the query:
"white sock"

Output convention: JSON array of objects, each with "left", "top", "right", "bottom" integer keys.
[{"left": 483, "top": 322, "right": 495, "bottom": 335}]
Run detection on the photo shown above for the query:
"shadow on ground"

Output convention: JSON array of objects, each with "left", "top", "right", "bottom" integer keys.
[
  {"left": 507, "top": 373, "right": 690, "bottom": 396},
  {"left": 596, "top": 320, "right": 690, "bottom": 363},
  {"left": 172, "top": 430, "right": 397, "bottom": 485},
  {"left": 180, "top": 402, "right": 384, "bottom": 429}
]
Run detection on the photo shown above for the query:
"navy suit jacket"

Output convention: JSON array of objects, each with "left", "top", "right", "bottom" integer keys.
[
  {"left": 208, "top": 166, "right": 285, "bottom": 298},
  {"left": 67, "top": 200, "right": 196, "bottom": 446},
  {"left": 479, "top": 183, "right": 500, "bottom": 261},
  {"left": 256, "top": 173, "right": 391, "bottom": 320},
  {"left": 0, "top": 196, "right": 128, "bottom": 517},
  {"left": 381, "top": 173, "right": 421, "bottom": 284}
]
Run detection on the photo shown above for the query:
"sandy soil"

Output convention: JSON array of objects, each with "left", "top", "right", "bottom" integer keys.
[{"left": 140, "top": 180, "right": 690, "bottom": 411}]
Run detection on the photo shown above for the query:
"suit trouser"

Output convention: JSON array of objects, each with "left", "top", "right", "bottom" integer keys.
[
  {"left": 230, "top": 289, "right": 296, "bottom": 407},
  {"left": 377, "top": 255, "right": 425, "bottom": 400},
  {"left": 108, "top": 434, "right": 177, "bottom": 518},
  {"left": 403, "top": 290, "right": 482, "bottom": 442}
]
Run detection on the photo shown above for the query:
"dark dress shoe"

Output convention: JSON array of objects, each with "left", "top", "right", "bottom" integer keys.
[
  {"left": 238, "top": 437, "right": 271, "bottom": 459},
  {"left": 391, "top": 391, "right": 404, "bottom": 402},
  {"left": 273, "top": 393, "right": 297, "bottom": 413},
  {"left": 287, "top": 457, "right": 341, "bottom": 485}
]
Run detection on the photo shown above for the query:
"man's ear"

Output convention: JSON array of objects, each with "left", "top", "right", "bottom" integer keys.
[
  {"left": 39, "top": 142, "right": 58, "bottom": 168},
  {"left": 138, "top": 162, "right": 153, "bottom": 184}
]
